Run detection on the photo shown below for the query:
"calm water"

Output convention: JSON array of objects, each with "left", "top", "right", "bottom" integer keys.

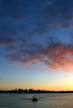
[{"left": 0, "top": 93, "right": 73, "bottom": 108}]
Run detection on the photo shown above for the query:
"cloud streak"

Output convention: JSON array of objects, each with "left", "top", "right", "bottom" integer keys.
[
  {"left": 0, "top": 38, "right": 16, "bottom": 45},
  {"left": 4, "top": 36, "right": 73, "bottom": 73}
]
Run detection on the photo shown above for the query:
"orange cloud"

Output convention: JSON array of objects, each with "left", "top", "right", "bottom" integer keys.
[
  {"left": 42, "top": 45, "right": 73, "bottom": 72},
  {"left": 23, "top": 61, "right": 30, "bottom": 69},
  {"left": 31, "top": 56, "right": 38, "bottom": 64},
  {"left": 22, "top": 45, "right": 73, "bottom": 73}
]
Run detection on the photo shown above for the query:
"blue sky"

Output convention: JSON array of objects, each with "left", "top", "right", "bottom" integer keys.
[{"left": 0, "top": 0, "right": 73, "bottom": 90}]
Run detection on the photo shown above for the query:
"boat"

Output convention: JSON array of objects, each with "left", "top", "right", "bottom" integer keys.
[{"left": 32, "top": 97, "right": 38, "bottom": 102}]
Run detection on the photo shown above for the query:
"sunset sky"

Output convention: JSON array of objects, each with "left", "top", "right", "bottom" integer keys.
[{"left": 0, "top": 0, "right": 73, "bottom": 91}]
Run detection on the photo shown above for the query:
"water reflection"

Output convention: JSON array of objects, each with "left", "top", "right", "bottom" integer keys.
[{"left": 0, "top": 93, "right": 73, "bottom": 108}]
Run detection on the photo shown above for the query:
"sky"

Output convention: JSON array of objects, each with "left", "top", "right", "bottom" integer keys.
[{"left": 0, "top": 0, "right": 73, "bottom": 91}]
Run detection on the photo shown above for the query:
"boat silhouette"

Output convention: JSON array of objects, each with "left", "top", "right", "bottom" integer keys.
[
  {"left": 23, "top": 94, "right": 47, "bottom": 102},
  {"left": 31, "top": 96, "right": 38, "bottom": 102}
]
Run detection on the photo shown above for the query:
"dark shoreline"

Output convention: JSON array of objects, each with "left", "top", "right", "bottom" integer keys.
[{"left": 0, "top": 89, "right": 73, "bottom": 93}]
